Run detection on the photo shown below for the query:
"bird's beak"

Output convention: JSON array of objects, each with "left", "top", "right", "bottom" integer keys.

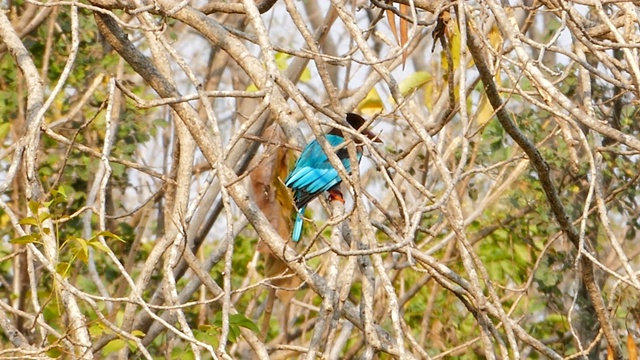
[{"left": 363, "top": 129, "right": 383, "bottom": 143}]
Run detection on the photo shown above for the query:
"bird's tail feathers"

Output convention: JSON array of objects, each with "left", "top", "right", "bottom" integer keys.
[{"left": 292, "top": 207, "right": 305, "bottom": 242}]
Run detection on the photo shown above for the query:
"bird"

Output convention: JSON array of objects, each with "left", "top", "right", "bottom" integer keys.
[{"left": 284, "top": 113, "right": 381, "bottom": 242}]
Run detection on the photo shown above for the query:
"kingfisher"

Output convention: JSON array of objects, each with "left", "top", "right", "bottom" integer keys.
[{"left": 284, "top": 113, "right": 381, "bottom": 242}]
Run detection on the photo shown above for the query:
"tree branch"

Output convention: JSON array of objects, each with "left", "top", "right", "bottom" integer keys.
[{"left": 465, "top": 13, "right": 623, "bottom": 360}]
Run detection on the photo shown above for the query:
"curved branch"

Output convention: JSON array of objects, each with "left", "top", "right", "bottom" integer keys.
[{"left": 465, "top": 13, "right": 623, "bottom": 360}]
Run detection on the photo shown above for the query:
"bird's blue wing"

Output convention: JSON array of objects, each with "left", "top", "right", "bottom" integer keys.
[
  {"left": 285, "top": 135, "right": 358, "bottom": 209},
  {"left": 285, "top": 131, "right": 368, "bottom": 242}
]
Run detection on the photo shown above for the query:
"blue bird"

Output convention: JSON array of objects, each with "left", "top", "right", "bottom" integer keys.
[{"left": 284, "top": 113, "right": 381, "bottom": 242}]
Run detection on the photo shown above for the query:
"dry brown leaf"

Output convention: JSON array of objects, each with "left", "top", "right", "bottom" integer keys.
[
  {"left": 387, "top": 8, "right": 399, "bottom": 44},
  {"left": 249, "top": 124, "right": 301, "bottom": 304},
  {"left": 608, "top": 345, "right": 615, "bottom": 360},
  {"left": 400, "top": 3, "right": 409, "bottom": 68},
  {"left": 629, "top": 333, "right": 638, "bottom": 360}
]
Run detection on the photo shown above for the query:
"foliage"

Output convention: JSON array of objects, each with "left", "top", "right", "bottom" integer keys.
[{"left": 0, "top": 1, "right": 638, "bottom": 359}]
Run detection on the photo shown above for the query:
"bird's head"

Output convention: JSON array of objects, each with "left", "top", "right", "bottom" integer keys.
[{"left": 330, "top": 113, "right": 382, "bottom": 143}]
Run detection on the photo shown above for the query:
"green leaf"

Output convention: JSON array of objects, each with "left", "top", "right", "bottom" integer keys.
[
  {"left": 111, "top": 163, "right": 125, "bottom": 177},
  {"left": 102, "top": 339, "right": 126, "bottom": 356},
  {"left": 10, "top": 234, "right": 39, "bottom": 244},
  {"left": 28, "top": 201, "right": 39, "bottom": 215},
  {"left": 171, "top": 347, "right": 195, "bottom": 360},
  {"left": 46, "top": 346, "right": 62, "bottom": 358},
  {"left": 45, "top": 189, "right": 68, "bottom": 208},
  {"left": 513, "top": 243, "right": 532, "bottom": 267},
  {"left": 56, "top": 262, "right": 71, "bottom": 276},
  {"left": 152, "top": 119, "right": 169, "bottom": 128},
  {"left": 0, "top": 122, "right": 10, "bottom": 143},
  {"left": 93, "top": 231, "right": 125, "bottom": 242},
  {"left": 74, "top": 237, "right": 89, "bottom": 263},
  {"left": 89, "top": 323, "right": 109, "bottom": 337},
  {"left": 19, "top": 217, "right": 39, "bottom": 226},
  {"left": 229, "top": 313, "right": 259, "bottom": 333},
  {"left": 38, "top": 211, "right": 52, "bottom": 223},
  {"left": 194, "top": 329, "right": 219, "bottom": 348},
  {"left": 88, "top": 240, "right": 111, "bottom": 254},
  {"left": 398, "top": 71, "right": 431, "bottom": 97},
  {"left": 211, "top": 311, "right": 222, "bottom": 327},
  {"left": 228, "top": 325, "right": 239, "bottom": 343},
  {"left": 56, "top": 186, "right": 67, "bottom": 199},
  {"left": 126, "top": 339, "right": 137, "bottom": 352}
]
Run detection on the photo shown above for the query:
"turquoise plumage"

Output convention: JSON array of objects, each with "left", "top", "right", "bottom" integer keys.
[
  {"left": 284, "top": 113, "right": 379, "bottom": 242},
  {"left": 285, "top": 135, "right": 362, "bottom": 241}
]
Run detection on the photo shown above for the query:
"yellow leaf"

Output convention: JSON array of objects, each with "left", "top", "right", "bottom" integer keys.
[
  {"left": 357, "top": 87, "right": 384, "bottom": 115},
  {"left": 441, "top": 25, "right": 458, "bottom": 71},
  {"left": 489, "top": 25, "right": 501, "bottom": 49},
  {"left": 423, "top": 76, "right": 435, "bottom": 111},
  {"left": 441, "top": 22, "right": 473, "bottom": 71},
  {"left": 247, "top": 52, "right": 310, "bottom": 91},
  {"left": 300, "top": 67, "right": 311, "bottom": 83},
  {"left": 0, "top": 213, "right": 10, "bottom": 228},
  {"left": 275, "top": 52, "right": 290, "bottom": 71},
  {"left": 476, "top": 93, "right": 495, "bottom": 125}
]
